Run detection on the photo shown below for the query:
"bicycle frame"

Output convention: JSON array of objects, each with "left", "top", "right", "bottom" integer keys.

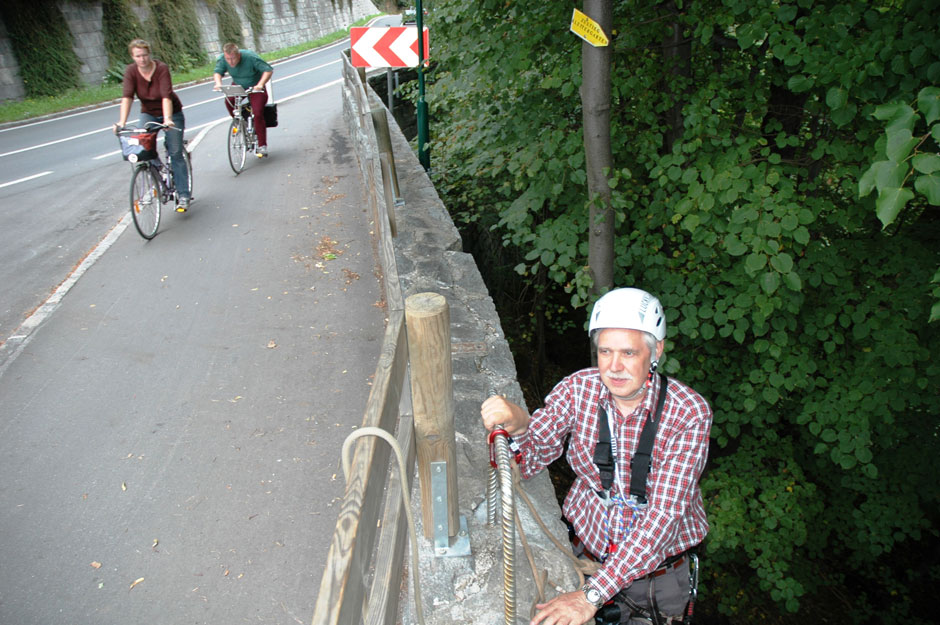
[
  {"left": 117, "top": 122, "right": 191, "bottom": 239},
  {"left": 220, "top": 85, "right": 259, "bottom": 174}
]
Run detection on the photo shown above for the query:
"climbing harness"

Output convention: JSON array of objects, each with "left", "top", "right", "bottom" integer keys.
[
  {"left": 593, "top": 373, "right": 668, "bottom": 558},
  {"left": 591, "top": 373, "right": 701, "bottom": 624}
]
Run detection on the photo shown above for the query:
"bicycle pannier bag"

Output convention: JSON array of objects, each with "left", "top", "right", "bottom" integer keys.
[
  {"left": 120, "top": 132, "right": 158, "bottom": 162},
  {"left": 264, "top": 102, "right": 278, "bottom": 128}
]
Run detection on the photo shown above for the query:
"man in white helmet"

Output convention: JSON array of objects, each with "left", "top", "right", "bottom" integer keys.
[{"left": 481, "top": 287, "right": 712, "bottom": 625}]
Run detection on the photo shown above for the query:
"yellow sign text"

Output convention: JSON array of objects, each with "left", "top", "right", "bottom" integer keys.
[{"left": 570, "top": 8, "right": 609, "bottom": 47}]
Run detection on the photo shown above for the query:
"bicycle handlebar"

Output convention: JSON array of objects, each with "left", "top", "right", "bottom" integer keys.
[
  {"left": 115, "top": 122, "right": 182, "bottom": 135},
  {"left": 215, "top": 84, "right": 265, "bottom": 96}
]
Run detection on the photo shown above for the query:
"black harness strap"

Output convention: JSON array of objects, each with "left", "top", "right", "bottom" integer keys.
[{"left": 593, "top": 373, "right": 669, "bottom": 503}]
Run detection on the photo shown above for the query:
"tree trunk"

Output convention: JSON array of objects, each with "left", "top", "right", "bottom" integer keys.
[
  {"left": 581, "top": 0, "right": 615, "bottom": 297},
  {"left": 662, "top": 1, "right": 691, "bottom": 154}
]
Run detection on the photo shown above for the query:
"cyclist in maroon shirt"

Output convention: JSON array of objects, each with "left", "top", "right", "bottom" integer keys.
[{"left": 114, "top": 39, "right": 191, "bottom": 211}]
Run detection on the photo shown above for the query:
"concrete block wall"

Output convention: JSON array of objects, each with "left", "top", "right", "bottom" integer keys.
[
  {"left": 0, "top": 0, "right": 377, "bottom": 101},
  {"left": 0, "top": 18, "right": 24, "bottom": 102},
  {"left": 61, "top": 2, "right": 110, "bottom": 87}
]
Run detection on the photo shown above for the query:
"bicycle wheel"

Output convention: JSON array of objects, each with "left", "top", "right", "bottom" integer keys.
[
  {"left": 227, "top": 118, "right": 247, "bottom": 174},
  {"left": 130, "top": 165, "right": 162, "bottom": 239}
]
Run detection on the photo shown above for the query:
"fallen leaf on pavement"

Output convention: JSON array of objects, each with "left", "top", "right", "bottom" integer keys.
[{"left": 129, "top": 577, "right": 144, "bottom": 590}]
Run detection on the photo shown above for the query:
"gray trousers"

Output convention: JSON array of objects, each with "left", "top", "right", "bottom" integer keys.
[{"left": 613, "top": 557, "right": 691, "bottom": 624}]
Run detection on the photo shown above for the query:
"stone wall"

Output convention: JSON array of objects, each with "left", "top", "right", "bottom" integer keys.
[
  {"left": 0, "top": 18, "right": 23, "bottom": 102},
  {"left": 60, "top": 2, "right": 110, "bottom": 89},
  {"left": 0, "top": 0, "right": 378, "bottom": 101}
]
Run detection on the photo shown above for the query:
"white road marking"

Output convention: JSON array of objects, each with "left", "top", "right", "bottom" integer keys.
[{"left": 0, "top": 170, "right": 53, "bottom": 188}]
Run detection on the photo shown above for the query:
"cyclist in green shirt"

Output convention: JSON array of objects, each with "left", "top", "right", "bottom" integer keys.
[{"left": 213, "top": 43, "right": 273, "bottom": 157}]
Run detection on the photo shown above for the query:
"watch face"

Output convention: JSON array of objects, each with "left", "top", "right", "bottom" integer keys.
[{"left": 587, "top": 588, "right": 601, "bottom": 604}]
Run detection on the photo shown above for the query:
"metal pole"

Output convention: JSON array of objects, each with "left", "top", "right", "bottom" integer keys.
[{"left": 416, "top": 0, "right": 430, "bottom": 170}]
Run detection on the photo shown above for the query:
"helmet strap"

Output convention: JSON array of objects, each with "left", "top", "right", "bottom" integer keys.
[{"left": 623, "top": 385, "right": 648, "bottom": 401}]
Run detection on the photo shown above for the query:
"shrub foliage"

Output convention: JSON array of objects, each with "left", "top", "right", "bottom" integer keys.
[
  {"left": 214, "top": 0, "right": 245, "bottom": 49},
  {"left": 0, "top": 0, "right": 83, "bottom": 97},
  {"left": 147, "top": 0, "right": 206, "bottom": 72}
]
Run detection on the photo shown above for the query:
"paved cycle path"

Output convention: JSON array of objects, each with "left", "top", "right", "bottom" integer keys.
[{"left": 0, "top": 83, "right": 384, "bottom": 625}]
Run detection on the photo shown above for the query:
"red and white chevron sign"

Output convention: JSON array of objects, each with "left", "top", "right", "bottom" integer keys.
[{"left": 350, "top": 26, "right": 430, "bottom": 68}]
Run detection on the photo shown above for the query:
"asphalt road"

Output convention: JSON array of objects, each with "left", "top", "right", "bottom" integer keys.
[
  {"left": 0, "top": 38, "right": 351, "bottom": 348},
  {"left": 0, "top": 37, "right": 391, "bottom": 625}
]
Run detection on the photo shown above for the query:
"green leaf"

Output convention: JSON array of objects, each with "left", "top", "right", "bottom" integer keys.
[
  {"left": 885, "top": 127, "right": 918, "bottom": 162},
  {"left": 760, "top": 271, "right": 780, "bottom": 295},
  {"left": 914, "top": 172, "right": 940, "bottom": 205},
  {"left": 787, "top": 75, "right": 813, "bottom": 93},
  {"left": 875, "top": 187, "right": 915, "bottom": 228},
  {"left": 912, "top": 153, "right": 940, "bottom": 174},
  {"left": 770, "top": 253, "right": 794, "bottom": 273},
  {"left": 783, "top": 271, "right": 802, "bottom": 291},
  {"left": 874, "top": 103, "right": 915, "bottom": 133},
  {"left": 831, "top": 104, "right": 857, "bottom": 127},
  {"left": 736, "top": 23, "right": 763, "bottom": 49},
  {"left": 825, "top": 87, "right": 847, "bottom": 110},
  {"left": 918, "top": 87, "right": 940, "bottom": 125},
  {"left": 859, "top": 160, "right": 906, "bottom": 197},
  {"left": 725, "top": 235, "right": 748, "bottom": 256},
  {"left": 793, "top": 226, "right": 810, "bottom": 245},
  {"left": 745, "top": 253, "right": 768, "bottom": 274},
  {"left": 776, "top": 4, "right": 797, "bottom": 22}
]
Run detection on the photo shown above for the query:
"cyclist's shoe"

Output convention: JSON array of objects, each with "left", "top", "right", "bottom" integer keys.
[
  {"left": 256, "top": 145, "right": 268, "bottom": 158},
  {"left": 176, "top": 196, "right": 190, "bottom": 213}
]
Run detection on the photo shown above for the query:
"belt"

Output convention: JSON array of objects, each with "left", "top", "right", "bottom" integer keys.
[{"left": 647, "top": 555, "right": 685, "bottom": 579}]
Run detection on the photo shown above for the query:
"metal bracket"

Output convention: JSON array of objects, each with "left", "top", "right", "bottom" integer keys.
[{"left": 430, "top": 461, "right": 471, "bottom": 557}]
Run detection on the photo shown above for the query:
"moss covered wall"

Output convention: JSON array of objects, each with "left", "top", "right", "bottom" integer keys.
[{"left": 0, "top": 0, "right": 377, "bottom": 101}]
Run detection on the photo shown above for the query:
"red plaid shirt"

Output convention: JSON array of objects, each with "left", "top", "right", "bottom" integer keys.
[{"left": 515, "top": 369, "right": 712, "bottom": 602}]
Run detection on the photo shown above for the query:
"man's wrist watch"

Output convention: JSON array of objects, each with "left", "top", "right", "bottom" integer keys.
[{"left": 580, "top": 583, "right": 604, "bottom": 608}]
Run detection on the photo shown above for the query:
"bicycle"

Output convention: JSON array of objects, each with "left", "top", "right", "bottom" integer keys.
[
  {"left": 117, "top": 122, "right": 194, "bottom": 240},
  {"left": 219, "top": 84, "right": 262, "bottom": 174}
]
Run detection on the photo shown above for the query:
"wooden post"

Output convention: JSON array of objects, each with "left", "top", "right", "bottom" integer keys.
[
  {"left": 372, "top": 107, "right": 401, "bottom": 201},
  {"left": 379, "top": 153, "right": 398, "bottom": 238},
  {"left": 405, "top": 293, "right": 458, "bottom": 539}
]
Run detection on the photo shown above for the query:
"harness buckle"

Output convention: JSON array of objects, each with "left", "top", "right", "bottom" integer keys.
[{"left": 625, "top": 495, "right": 648, "bottom": 511}]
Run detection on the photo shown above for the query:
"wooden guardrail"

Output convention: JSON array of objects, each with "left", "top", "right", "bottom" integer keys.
[{"left": 311, "top": 52, "right": 412, "bottom": 625}]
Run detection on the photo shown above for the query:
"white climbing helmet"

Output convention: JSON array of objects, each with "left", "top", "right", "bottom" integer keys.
[{"left": 588, "top": 288, "right": 667, "bottom": 341}]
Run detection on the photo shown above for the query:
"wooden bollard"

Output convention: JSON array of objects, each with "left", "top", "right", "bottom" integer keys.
[{"left": 405, "top": 292, "right": 458, "bottom": 539}]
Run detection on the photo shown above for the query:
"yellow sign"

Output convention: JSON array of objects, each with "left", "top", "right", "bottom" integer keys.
[{"left": 570, "top": 8, "right": 609, "bottom": 47}]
